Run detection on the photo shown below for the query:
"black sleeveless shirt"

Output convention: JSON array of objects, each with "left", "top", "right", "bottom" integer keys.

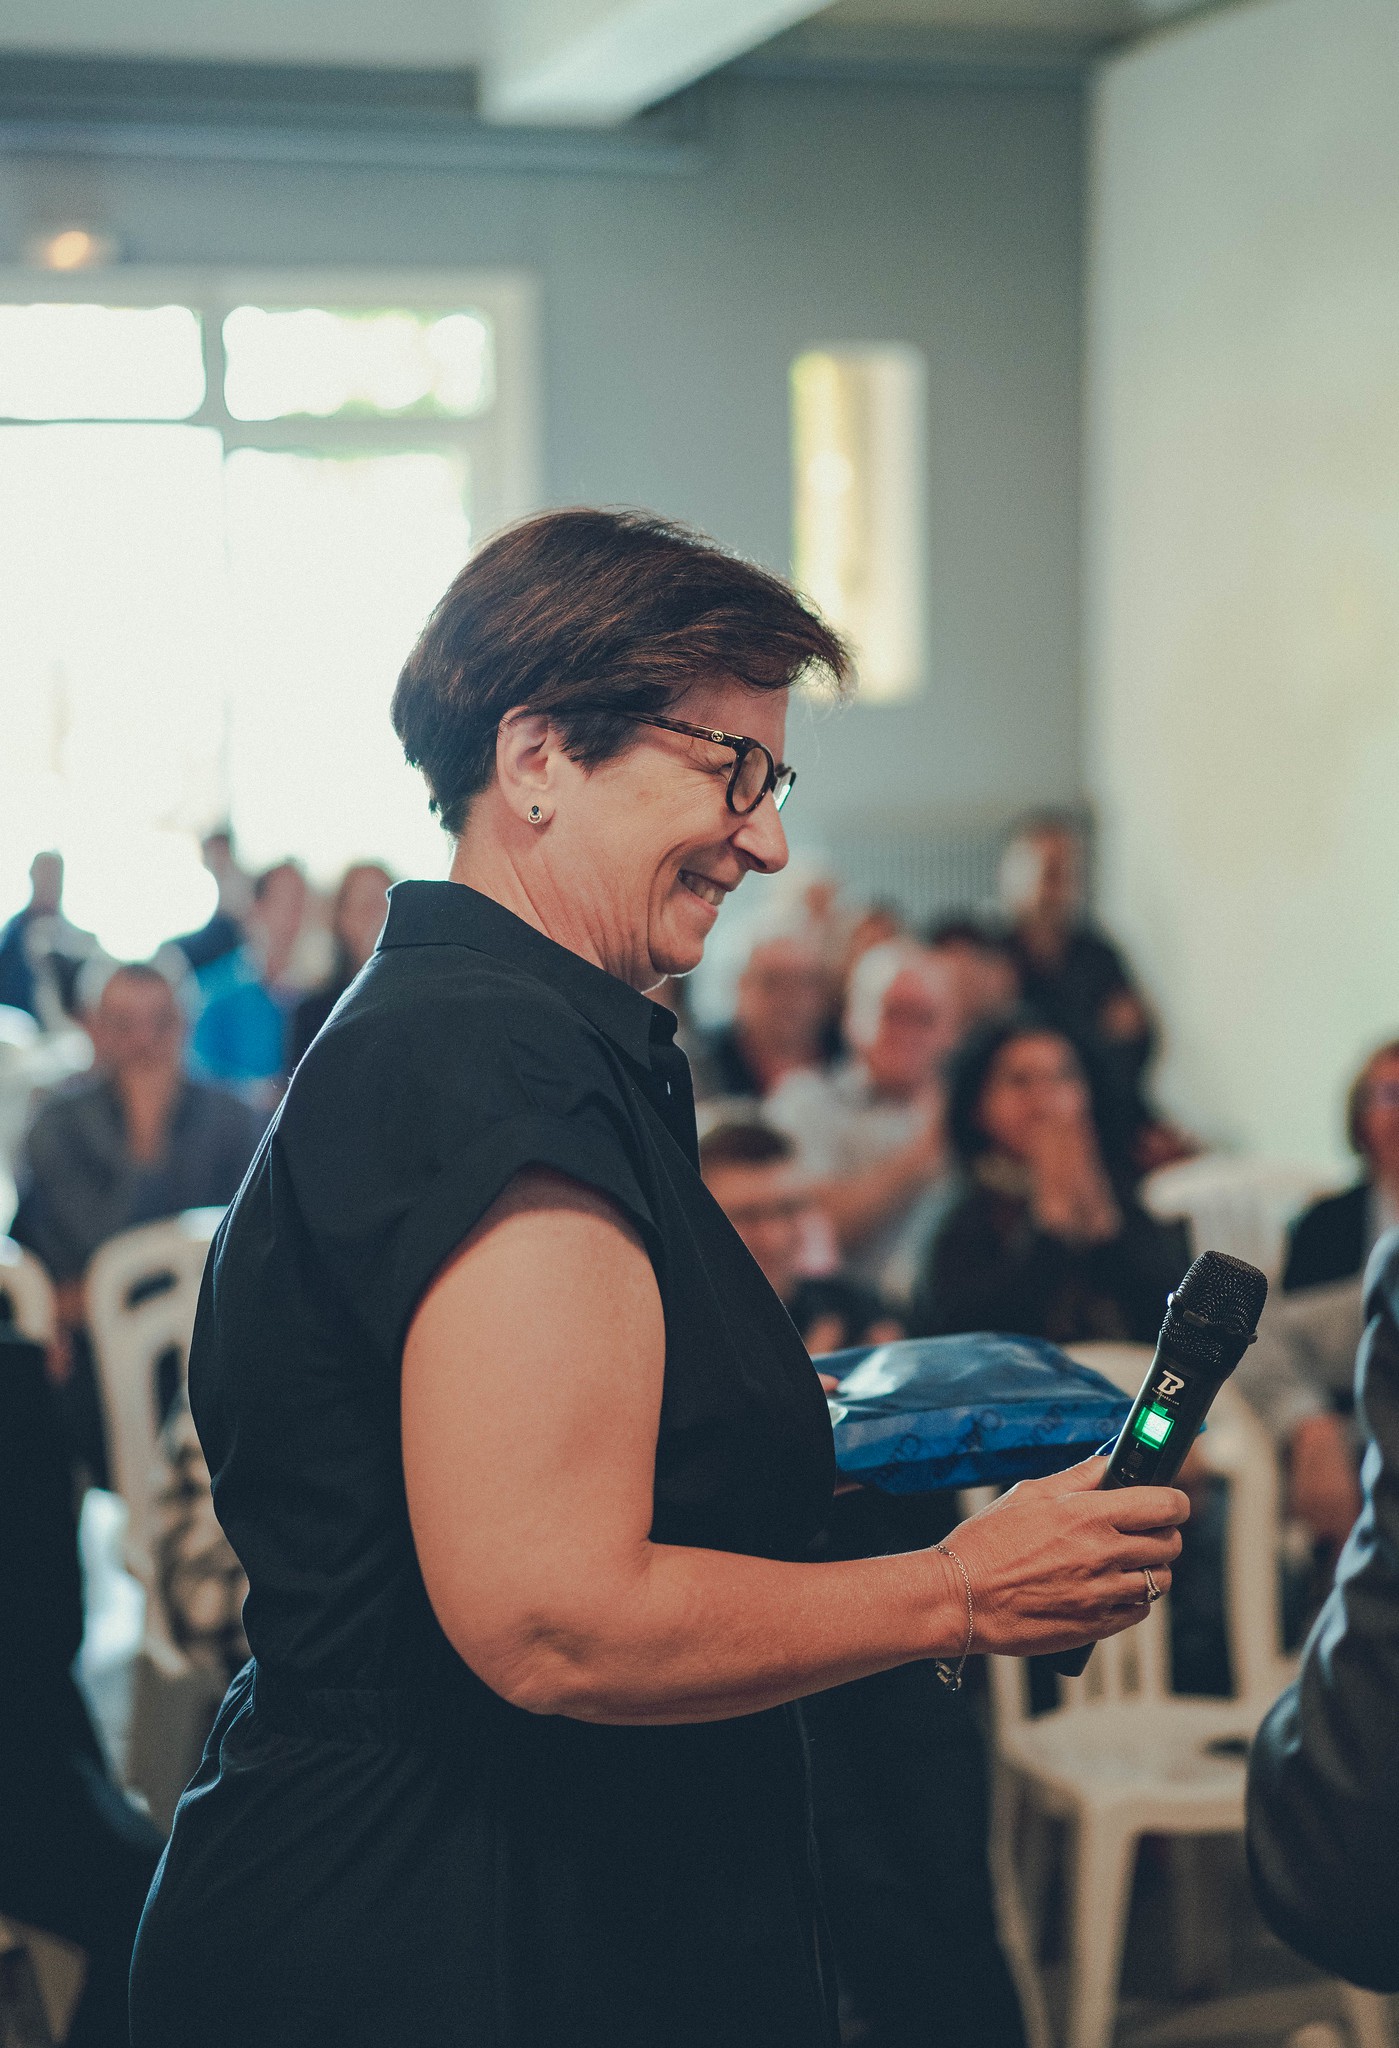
[{"left": 131, "top": 881, "right": 838, "bottom": 2048}]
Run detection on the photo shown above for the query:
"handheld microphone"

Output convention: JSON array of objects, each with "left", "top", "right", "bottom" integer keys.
[{"left": 1050, "top": 1248, "right": 1269, "bottom": 1679}]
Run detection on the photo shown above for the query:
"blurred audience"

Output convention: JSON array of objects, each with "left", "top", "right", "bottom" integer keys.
[
  {"left": 913, "top": 1012, "right": 1188, "bottom": 1344},
  {"left": 288, "top": 861, "right": 393, "bottom": 1071},
  {"left": 0, "top": 1318, "right": 165, "bottom": 2048},
  {"left": 11, "top": 960, "right": 263, "bottom": 1479},
  {"left": 0, "top": 851, "right": 99, "bottom": 1031},
  {"left": 699, "top": 1119, "right": 903, "bottom": 1354},
  {"left": 172, "top": 828, "right": 254, "bottom": 975},
  {"left": 1238, "top": 1278, "right": 1364, "bottom": 1553},
  {"left": 190, "top": 859, "right": 310, "bottom": 1105},
  {"left": 924, "top": 918, "right": 1020, "bottom": 1034},
  {"left": 1283, "top": 1038, "right": 1399, "bottom": 1293},
  {"left": 769, "top": 941, "right": 961, "bottom": 1304},
  {"left": 693, "top": 925, "right": 837, "bottom": 1101},
  {"left": 998, "top": 815, "right": 1191, "bottom": 1177}
]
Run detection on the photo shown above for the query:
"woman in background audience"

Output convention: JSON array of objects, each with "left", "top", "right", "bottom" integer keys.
[
  {"left": 287, "top": 861, "right": 393, "bottom": 1071},
  {"left": 1284, "top": 1038, "right": 1399, "bottom": 1293},
  {"left": 913, "top": 1012, "right": 1188, "bottom": 1345}
]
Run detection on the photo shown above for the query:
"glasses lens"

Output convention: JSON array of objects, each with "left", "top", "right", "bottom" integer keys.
[
  {"left": 731, "top": 743, "right": 773, "bottom": 813},
  {"left": 773, "top": 767, "right": 795, "bottom": 813}
]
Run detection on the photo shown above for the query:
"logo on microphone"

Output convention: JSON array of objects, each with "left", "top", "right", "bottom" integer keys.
[{"left": 1155, "top": 1370, "right": 1186, "bottom": 1400}]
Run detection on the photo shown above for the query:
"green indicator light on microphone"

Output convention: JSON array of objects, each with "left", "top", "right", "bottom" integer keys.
[{"left": 1133, "top": 1404, "right": 1174, "bottom": 1449}]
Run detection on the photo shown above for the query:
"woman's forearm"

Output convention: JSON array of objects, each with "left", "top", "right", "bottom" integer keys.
[{"left": 466, "top": 1541, "right": 960, "bottom": 1725}]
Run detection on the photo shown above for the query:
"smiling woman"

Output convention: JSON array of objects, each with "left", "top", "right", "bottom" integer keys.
[{"left": 130, "top": 510, "right": 1190, "bottom": 2048}]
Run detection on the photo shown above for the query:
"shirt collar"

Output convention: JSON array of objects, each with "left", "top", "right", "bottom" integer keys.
[{"left": 379, "top": 879, "right": 674, "bottom": 1071}]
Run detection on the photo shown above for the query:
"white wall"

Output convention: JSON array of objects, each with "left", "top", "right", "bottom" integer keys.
[{"left": 1086, "top": 0, "right": 1399, "bottom": 1168}]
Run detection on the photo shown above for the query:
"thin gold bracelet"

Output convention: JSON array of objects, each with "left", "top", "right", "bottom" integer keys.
[{"left": 932, "top": 1541, "right": 975, "bottom": 1692}]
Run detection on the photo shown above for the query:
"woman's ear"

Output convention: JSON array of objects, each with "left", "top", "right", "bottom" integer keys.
[{"left": 495, "top": 710, "right": 555, "bottom": 827}]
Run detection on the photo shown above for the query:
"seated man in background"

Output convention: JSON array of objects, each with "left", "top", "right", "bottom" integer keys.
[
  {"left": 171, "top": 827, "right": 253, "bottom": 976},
  {"left": 698, "top": 1118, "right": 903, "bottom": 1354},
  {"left": 1247, "top": 1227, "right": 1399, "bottom": 1993},
  {"left": 692, "top": 924, "right": 837, "bottom": 1103},
  {"left": 0, "top": 850, "right": 100, "bottom": 1032},
  {"left": 768, "top": 941, "right": 961, "bottom": 1307},
  {"left": 0, "top": 1318, "right": 165, "bottom": 2048},
  {"left": 924, "top": 917, "right": 1021, "bottom": 1036},
  {"left": 11, "top": 961, "right": 264, "bottom": 1479},
  {"left": 997, "top": 815, "right": 1190, "bottom": 1177},
  {"left": 1284, "top": 1037, "right": 1399, "bottom": 1293},
  {"left": 699, "top": 1119, "right": 1025, "bottom": 2048},
  {"left": 1237, "top": 1279, "right": 1364, "bottom": 1559}
]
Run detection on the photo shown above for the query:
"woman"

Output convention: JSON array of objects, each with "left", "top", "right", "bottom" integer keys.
[
  {"left": 287, "top": 860, "right": 394, "bottom": 1070},
  {"left": 131, "top": 510, "right": 1187, "bottom": 2048},
  {"left": 1283, "top": 1037, "right": 1399, "bottom": 1293},
  {"left": 913, "top": 1011, "right": 1189, "bottom": 1343}
]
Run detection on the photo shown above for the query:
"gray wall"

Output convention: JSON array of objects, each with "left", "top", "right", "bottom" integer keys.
[{"left": 0, "top": 67, "right": 1086, "bottom": 872}]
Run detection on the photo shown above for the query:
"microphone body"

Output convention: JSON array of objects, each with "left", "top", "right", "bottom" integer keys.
[{"left": 1049, "top": 1249, "right": 1268, "bottom": 1680}]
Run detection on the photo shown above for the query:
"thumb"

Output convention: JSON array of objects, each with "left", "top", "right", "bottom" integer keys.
[{"left": 1044, "top": 1454, "right": 1110, "bottom": 1493}]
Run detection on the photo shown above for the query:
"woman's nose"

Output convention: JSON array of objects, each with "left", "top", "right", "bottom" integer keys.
[{"left": 732, "top": 793, "right": 790, "bottom": 875}]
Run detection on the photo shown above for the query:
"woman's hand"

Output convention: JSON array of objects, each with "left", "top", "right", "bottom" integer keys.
[
  {"left": 941, "top": 1456, "right": 1188, "bottom": 1657},
  {"left": 1025, "top": 1106, "right": 1121, "bottom": 1244}
]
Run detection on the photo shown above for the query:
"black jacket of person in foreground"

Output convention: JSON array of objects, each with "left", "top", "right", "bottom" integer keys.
[{"left": 1246, "top": 1227, "right": 1399, "bottom": 1990}]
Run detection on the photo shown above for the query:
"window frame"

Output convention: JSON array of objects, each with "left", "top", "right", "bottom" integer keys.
[{"left": 0, "top": 265, "right": 542, "bottom": 534}]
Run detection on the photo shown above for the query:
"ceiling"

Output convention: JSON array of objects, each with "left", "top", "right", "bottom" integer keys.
[{"left": 0, "top": 0, "right": 1235, "bottom": 125}]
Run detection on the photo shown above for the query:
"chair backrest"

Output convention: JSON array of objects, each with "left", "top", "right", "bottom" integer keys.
[
  {"left": 85, "top": 1209, "right": 222, "bottom": 1589},
  {"left": 0, "top": 1235, "right": 55, "bottom": 1344},
  {"left": 1141, "top": 1154, "right": 1336, "bottom": 1283}
]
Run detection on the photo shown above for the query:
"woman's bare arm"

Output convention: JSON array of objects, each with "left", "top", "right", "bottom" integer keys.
[{"left": 402, "top": 1169, "right": 1187, "bottom": 1726}]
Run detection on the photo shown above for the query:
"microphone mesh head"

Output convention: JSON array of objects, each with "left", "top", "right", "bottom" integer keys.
[{"left": 1164, "top": 1249, "right": 1269, "bottom": 1367}]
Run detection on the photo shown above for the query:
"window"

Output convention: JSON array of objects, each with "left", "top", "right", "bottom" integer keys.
[
  {"left": 791, "top": 345, "right": 927, "bottom": 705},
  {"left": 0, "top": 270, "right": 539, "bottom": 955}
]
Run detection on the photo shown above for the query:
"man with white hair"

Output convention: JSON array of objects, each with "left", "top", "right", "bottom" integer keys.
[{"left": 767, "top": 940, "right": 962, "bottom": 1304}]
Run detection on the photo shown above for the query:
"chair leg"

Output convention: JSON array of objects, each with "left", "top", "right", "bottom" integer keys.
[
  {"left": 1338, "top": 1985, "right": 1398, "bottom": 2048},
  {"left": 989, "top": 1774, "right": 1054, "bottom": 2048},
  {"left": 1066, "top": 1815, "right": 1137, "bottom": 2048}
]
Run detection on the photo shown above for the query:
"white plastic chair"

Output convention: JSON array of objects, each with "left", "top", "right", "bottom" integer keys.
[
  {"left": 84, "top": 1208, "right": 227, "bottom": 1822},
  {"left": 986, "top": 1341, "right": 1394, "bottom": 2048},
  {"left": 0, "top": 1235, "right": 55, "bottom": 1344},
  {"left": 84, "top": 1209, "right": 221, "bottom": 1593},
  {"left": 1142, "top": 1155, "right": 1337, "bottom": 1283}
]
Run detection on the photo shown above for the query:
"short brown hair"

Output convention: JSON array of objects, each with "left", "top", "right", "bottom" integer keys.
[
  {"left": 391, "top": 507, "right": 849, "bottom": 835},
  {"left": 698, "top": 1119, "right": 795, "bottom": 1176}
]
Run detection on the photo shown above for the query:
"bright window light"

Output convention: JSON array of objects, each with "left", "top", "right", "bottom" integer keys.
[
  {"left": 0, "top": 304, "right": 205, "bottom": 420},
  {"left": 791, "top": 345, "right": 927, "bottom": 704},
  {"left": 223, "top": 306, "right": 495, "bottom": 421},
  {"left": 222, "top": 448, "right": 471, "bottom": 879},
  {"left": 0, "top": 424, "right": 230, "bottom": 951}
]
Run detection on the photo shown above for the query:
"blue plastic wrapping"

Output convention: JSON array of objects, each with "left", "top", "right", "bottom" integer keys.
[{"left": 822, "top": 1333, "right": 1131, "bottom": 1493}]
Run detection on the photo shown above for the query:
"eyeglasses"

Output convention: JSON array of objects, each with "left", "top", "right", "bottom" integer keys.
[{"left": 577, "top": 709, "right": 796, "bottom": 816}]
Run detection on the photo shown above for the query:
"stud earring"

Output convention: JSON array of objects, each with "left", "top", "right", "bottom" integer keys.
[{"left": 529, "top": 804, "right": 544, "bottom": 823}]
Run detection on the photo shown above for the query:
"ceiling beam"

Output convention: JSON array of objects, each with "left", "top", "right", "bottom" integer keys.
[{"left": 481, "top": 0, "right": 830, "bottom": 126}]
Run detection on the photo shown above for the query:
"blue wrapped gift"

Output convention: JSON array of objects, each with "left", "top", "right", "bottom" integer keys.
[{"left": 822, "top": 1333, "right": 1130, "bottom": 1493}]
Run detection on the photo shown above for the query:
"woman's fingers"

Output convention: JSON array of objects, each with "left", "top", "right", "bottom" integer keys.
[{"left": 1107, "top": 1484, "right": 1191, "bottom": 1530}]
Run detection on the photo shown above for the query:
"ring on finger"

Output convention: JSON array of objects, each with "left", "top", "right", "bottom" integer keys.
[{"left": 1142, "top": 1566, "right": 1163, "bottom": 1606}]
